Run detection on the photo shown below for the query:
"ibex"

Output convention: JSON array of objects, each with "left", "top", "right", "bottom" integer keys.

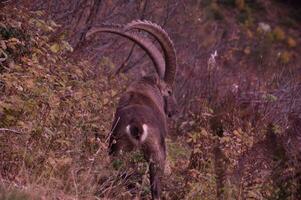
[{"left": 86, "top": 20, "right": 178, "bottom": 200}]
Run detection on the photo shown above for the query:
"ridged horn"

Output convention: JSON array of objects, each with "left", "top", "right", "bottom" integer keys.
[
  {"left": 125, "top": 20, "right": 177, "bottom": 86},
  {"left": 85, "top": 24, "right": 165, "bottom": 78}
]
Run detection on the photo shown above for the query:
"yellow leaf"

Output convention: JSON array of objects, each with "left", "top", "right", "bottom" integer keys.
[
  {"left": 246, "top": 29, "right": 253, "bottom": 38},
  {"left": 273, "top": 27, "right": 285, "bottom": 41},
  {"left": 50, "top": 43, "right": 60, "bottom": 53},
  {"left": 31, "top": 53, "right": 39, "bottom": 64},
  {"left": 33, "top": 10, "right": 45, "bottom": 16},
  {"left": 49, "top": 94, "right": 60, "bottom": 106},
  {"left": 24, "top": 79, "right": 35, "bottom": 89},
  {"left": 244, "top": 47, "right": 251, "bottom": 55},
  {"left": 221, "top": 136, "right": 231, "bottom": 143},
  {"left": 47, "top": 157, "right": 56, "bottom": 167},
  {"left": 61, "top": 41, "right": 73, "bottom": 52},
  {"left": 34, "top": 19, "right": 54, "bottom": 32},
  {"left": 74, "top": 68, "right": 83, "bottom": 78},
  {"left": 74, "top": 90, "right": 84, "bottom": 99},
  {"left": 111, "top": 90, "right": 117, "bottom": 97},
  {"left": 279, "top": 51, "right": 291, "bottom": 64},
  {"left": 287, "top": 37, "right": 297, "bottom": 48},
  {"left": 233, "top": 130, "right": 241, "bottom": 137},
  {"left": 235, "top": 0, "right": 245, "bottom": 10},
  {"left": 103, "top": 98, "right": 109, "bottom": 104},
  {"left": 8, "top": 38, "right": 21, "bottom": 44},
  {"left": 0, "top": 40, "right": 7, "bottom": 50},
  {"left": 57, "top": 157, "right": 72, "bottom": 167},
  {"left": 48, "top": 20, "right": 61, "bottom": 28},
  {"left": 33, "top": 47, "right": 44, "bottom": 55}
]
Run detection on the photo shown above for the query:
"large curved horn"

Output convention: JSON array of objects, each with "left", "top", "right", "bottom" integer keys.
[
  {"left": 86, "top": 24, "right": 165, "bottom": 78},
  {"left": 125, "top": 20, "right": 177, "bottom": 86}
]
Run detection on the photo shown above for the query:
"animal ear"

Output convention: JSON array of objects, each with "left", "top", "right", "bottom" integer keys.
[{"left": 158, "top": 81, "right": 168, "bottom": 96}]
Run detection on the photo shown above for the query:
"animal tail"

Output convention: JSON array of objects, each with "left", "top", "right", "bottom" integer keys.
[{"left": 126, "top": 120, "right": 149, "bottom": 142}]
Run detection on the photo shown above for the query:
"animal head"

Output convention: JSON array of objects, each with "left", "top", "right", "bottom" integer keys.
[
  {"left": 156, "top": 78, "right": 178, "bottom": 118},
  {"left": 140, "top": 74, "right": 178, "bottom": 118},
  {"left": 86, "top": 20, "right": 178, "bottom": 118}
]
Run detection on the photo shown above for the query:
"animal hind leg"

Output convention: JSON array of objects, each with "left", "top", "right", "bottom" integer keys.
[{"left": 145, "top": 144, "right": 166, "bottom": 200}]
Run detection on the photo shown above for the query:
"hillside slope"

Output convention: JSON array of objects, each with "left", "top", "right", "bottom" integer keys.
[{"left": 1, "top": 1, "right": 301, "bottom": 200}]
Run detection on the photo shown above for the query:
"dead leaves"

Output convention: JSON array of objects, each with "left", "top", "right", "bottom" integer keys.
[
  {"left": 0, "top": 48, "right": 8, "bottom": 62},
  {"left": 49, "top": 41, "right": 73, "bottom": 54},
  {"left": 29, "top": 18, "right": 55, "bottom": 33},
  {"left": 49, "top": 43, "right": 60, "bottom": 53}
]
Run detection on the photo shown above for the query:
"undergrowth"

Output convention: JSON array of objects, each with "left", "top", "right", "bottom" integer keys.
[{"left": 1, "top": 1, "right": 300, "bottom": 200}]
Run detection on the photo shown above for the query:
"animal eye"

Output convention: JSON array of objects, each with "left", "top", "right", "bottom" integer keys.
[{"left": 168, "top": 90, "right": 172, "bottom": 95}]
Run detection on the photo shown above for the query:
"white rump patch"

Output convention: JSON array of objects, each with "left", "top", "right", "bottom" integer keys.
[
  {"left": 140, "top": 124, "right": 149, "bottom": 142},
  {"left": 126, "top": 123, "right": 149, "bottom": 143}
]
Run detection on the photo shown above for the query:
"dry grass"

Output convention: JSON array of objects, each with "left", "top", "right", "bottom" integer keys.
[{"left": 1, "top": 1, "right": 301, "bottom": 199}]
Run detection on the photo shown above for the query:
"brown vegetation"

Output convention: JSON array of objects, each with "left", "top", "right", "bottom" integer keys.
[{"left": 0, "top": 0, "right": 300, "bottom": 199}]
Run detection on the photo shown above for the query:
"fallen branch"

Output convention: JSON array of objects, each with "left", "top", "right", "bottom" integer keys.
[
  {"left": 0, "top": 128, "right": 23, "bottom": 134},
  {"left": 105, "top": 116, "right": 120, "bottom": 143},
  {"left": 0, "top": 49, "right": 8, "bottom": 63}
]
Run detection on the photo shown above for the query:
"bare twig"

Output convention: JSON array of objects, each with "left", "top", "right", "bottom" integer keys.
[
  {"left": 0, "top": 49, "right": 8, "bottom": 63},
  {"left": 0, "top": 128, "right": 23, "bottom": 134},
  {"left": 105, "top": 116, "right": 120, "bottom": 143},
  {"left": 72, "top": 170, "right": 79, "bottom": 199},
  {"left": 0, "top": 0, "right": 13, "bottom": 4}
]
